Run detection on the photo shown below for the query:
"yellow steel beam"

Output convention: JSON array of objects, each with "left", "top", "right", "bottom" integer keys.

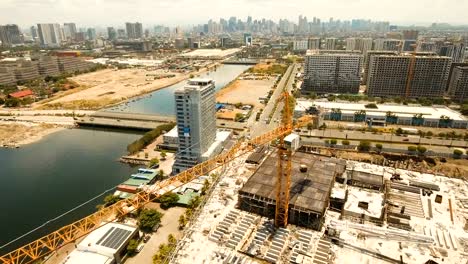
[{"left": 1, "top": 121, "right": 305, "bottom": 264}]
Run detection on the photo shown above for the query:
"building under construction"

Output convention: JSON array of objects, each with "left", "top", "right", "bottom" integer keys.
[{"left": 238, "top": 152, "right": 347, "bottom": 230}]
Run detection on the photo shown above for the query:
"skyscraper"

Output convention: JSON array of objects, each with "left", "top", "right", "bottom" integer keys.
[
  {"left": 346, "top": 38, "right": 373, "bottom": 54},
  {"left": 448, "top": 65, "right": 468, "bottom": 102},
  {"left": 307, "top": 38, "right": 321, "bottom": 50},
  {"left": 367, "top": 55, "right": 452, "bottom": 98},
  {"left": 0, "top": 24, "right": 22, "bottom": 47},
  {"left": 107, "top": 27, "right": 117, "bottom": 40},
  {"left": 324, "top": 38, "right": 337, "bottom": 50},
  {"left": 63, "top": 23, "right": 77, "bottom": 42},
  {"left": 87, "top": 28, "right": 96, "bottom": 40},
  {"left": 125, "top": 22, "right": 143, "bottom": 39},
  {"left": 302, "top": 50, "right": 362, "bottom": 94},
  {"left": 374, "top": 38, "right": 401, "bottom": 51},
  {"left": 37, "top": 23, "right": 62, "bottom": 47},
  {"left": 172, "top": 78, "right": 216, "bottom": 173}
]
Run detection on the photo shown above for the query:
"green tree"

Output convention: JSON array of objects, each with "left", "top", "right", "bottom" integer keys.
[
  {"left": 407, "top": 146, "right": 417, "bottom": 152},
  {"left": 0, "top": 98, "right": 5, "bottom": 105},
  {"left": 453, "top": 149, "right": 463, "bottom": 158},
  {"left": 103, "top": 194, "right": 120, "bottom": 207},
  {"left": 160, "top": 150, "right": 167, "bottom": 160},
  {"left": 375, "top": 143, "right": 383, "bottom": 152},
  {"left": 417, "top": 146, "right": 427, "bottom": 154},
  {"left": 149, "top": 158, "right": 159, "bottom": 168},
  {"left": 357, "top": 141, "right": 371, "bottom": 152},
  {"left": 155, "top": 170, "right": 165, "bottom": 181},
  {"left": 178, "top": 214, "right": 187, "bottom": 230},
  {"left": 234, "top": 113, "right": 244, "bottom": 122},
  {"left": 138, "top": 209, "right": 163, "bottom": 232},
  {"left": 342, "top": 140, "right": 350, "bottom": 145},
  {"left": 126, "top": 239, "right": 139, "bottom": 256},
  {"left": 4, "top": 97, "right": 20, "bottom": 107},
  {"left": 159, "top": 192, "right": 180, "bottom": 209},
  {"left": 330, "top": 139, "right": 337, "bottom": 145},
  {"left": 395, "top": 127, "right": 403, "bottom": 135},
  {"left": 307, "top": 122, "right": 313, "bottom": 131},
  {"left": 187, "top": 196, "right": 201, "bottom": 209},
  {"left": 201, "top": 179, "right": 210, "bottom": 195}
]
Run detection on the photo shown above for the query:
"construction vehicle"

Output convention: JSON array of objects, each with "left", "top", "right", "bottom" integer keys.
[{"left": 0, "top": 86, "right": 311, "bottom": 263}]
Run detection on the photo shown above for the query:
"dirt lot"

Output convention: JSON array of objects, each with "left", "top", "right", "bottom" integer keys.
[
  {"left": 216, "top": 108, "right": 245, "bottom": 120},
  {"left": 35, "top": 68, "right": 188, "bottom": 110},
  {"left": 216, "top": 79, "right": 274, "bottom": 107},
  {"left": 0, "top": 122, "right": 64, "bottom": 147}
]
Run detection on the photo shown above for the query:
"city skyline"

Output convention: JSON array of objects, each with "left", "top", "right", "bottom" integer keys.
[{"left": 1, "top": 0, "right": 468, "bottom": 27}]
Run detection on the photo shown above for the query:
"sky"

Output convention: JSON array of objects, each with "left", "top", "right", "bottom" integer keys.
[{"left": 1, "top": 0, "right": 467, "bottom": 28}]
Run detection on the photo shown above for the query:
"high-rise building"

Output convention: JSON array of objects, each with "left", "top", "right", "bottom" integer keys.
[
  {"left": 418, "top": 42, "right": 437, "bottom": 52},
  {"left": 107, "top": 27, "right": 117, "bottom": 41},
  {"left": 63, "top": 23, "right": 77, "bottom": 42},
  {"left": 439, "top": 43, "right": 466, "bottom": 63},
  {"left": 0, "top": 24, "right": 22, "bottom": 47},
  {"left": 402, "top": 40, "right": 417, "bottom": 52},
  {"left": 307, "top": 38, "right": 321, "bottom": 50},
  {"left": 402, "top": 30, "right": 419, "bottom": 40},
  {"left": 173, "top": 79, "right": 216, "bottom": 173},
  {"left": 367, "top": 55, "right": 452, "bottom": 98},
  {"left": 30, "top": 26, "right": 38, "bottom": 40},
  {"left": 37, "top": 23, "right": 62, "bottom": 47},
  {"left": 346, "top": 38, "right": 373, "bottom": 54},
  {"left": 87, "top": 28, "right": 96, "bottom": 40},
  {"left": 293, "top": 40, "right": 308, "bottom": 51},
  {"left": 448, "top": 65, "right": 468, "bottom": 102},
  {"left": 125, "top": 22, "right": 143, "bottom": 39},
  {"left": 374, "top": 38, "right": 401, "bottom": 51},
  {"left": 363, "top": 51, "right": 398, "bottom": 85},
  {"left": 324, "top": 38, "right": 337, "bottom": 50},
  {"left": 244, "top": 33, "right": 252, "bottom": 46},
  {"left": 302, "top": 50, "right": 362, "bottom": 94},
  {"left": 117, "top": 29, "right": 126, "bottom": 39}
]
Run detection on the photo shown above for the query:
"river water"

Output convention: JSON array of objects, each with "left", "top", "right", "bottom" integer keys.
[
  {"left": 106, "top": 64, "right": 250, "bottom": 115},
  {"left": 0, "top": 64, "right": 250, "bottom": 255}
]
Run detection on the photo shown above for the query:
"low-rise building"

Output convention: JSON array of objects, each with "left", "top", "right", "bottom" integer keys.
[
  {"left": 61, "top": 222, "right": 138, "bottom": 264},
  {"left": 38, "top": 56, "right": 60, "bottom": 77},
  {"left": 295, "top": 100, "right": 468, "bottom": 128},
  {"left": 13, "top": 61, "right": 40, "bottom": 82},
  {"left": 57, "top": 56, "right": 94, "bottom": 73}
]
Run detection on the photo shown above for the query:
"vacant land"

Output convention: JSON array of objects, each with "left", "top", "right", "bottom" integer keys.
[
  {"left": 217, "top": 79, "right": 274, "bottom": 107},
  {"left": 0, "top": 122, "right": 64, "bottom": 147},
  {"left": 36, "top": 68, "right": 187, "bottom": 110}
]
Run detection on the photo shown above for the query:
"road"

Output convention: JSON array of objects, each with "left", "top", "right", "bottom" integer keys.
[{"left": 249, "top": 63, "right": 298, "bottom": 138}]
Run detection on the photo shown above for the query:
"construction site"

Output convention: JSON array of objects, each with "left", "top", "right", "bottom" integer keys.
[{"left": 172, "top": 146, "right": 468, "bottom": 264}]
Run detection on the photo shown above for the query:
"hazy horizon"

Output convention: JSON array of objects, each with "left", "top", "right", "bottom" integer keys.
[{"left": 1, "top": 0, "right": 467, "bottom": 28}]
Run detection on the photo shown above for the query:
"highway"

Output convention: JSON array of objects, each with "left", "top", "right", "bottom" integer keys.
[{"left": 249, "top": 63, "right": 298, "bottom": 138}]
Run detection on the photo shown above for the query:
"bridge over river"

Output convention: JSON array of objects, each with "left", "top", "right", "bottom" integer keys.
[{"left": 75, "top": 111, "right": 176, "bottom": 130}]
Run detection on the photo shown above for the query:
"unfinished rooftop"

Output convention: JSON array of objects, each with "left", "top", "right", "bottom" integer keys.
[{"left": 239, "top": 152, "right": 346, "bottom": 230}]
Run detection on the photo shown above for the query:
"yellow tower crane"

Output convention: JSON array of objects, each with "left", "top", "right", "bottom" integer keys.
[{"left": 1, "top": 87, "right": 310, "bottom": 264}]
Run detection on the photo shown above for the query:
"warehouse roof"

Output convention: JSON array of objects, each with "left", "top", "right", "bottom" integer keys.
[
  {"left": 240, "top": 152, "right": 346, "bottom": 215},
  {"left": 296, "top": 100, "right": 467, "bottom": 121}
]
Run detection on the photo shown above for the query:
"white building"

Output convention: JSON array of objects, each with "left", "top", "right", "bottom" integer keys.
[
  {"left": 173, "top": 78, "right": 217, "bottom": 174},
  {"left": 61, "top": 222, "right": 138, "bottom": 264},
  {"left": 293, "top": 40, "right": 308, "bottom": 51},
  {"left": 37, "top": 23, "right": 62, "bottom": 47},
  {"left": 325, "top": 38, "right": 337, "bottom": 50},
  {"left": 374, "top": 38, "right": 401, "bottom": 51},
  {"left": 295, "top": 100, "right": 468, "bottom": 128},
  {"left": 346, "top": 37, "right": 373, "bottom": 55}
]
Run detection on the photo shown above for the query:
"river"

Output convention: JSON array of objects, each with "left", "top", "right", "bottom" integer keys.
[
  {"left": 0, "top": 64, "right": 249, "bottom": 256},
  {"left": 106, "top": 64, "right": 251, "bottom": 115}
]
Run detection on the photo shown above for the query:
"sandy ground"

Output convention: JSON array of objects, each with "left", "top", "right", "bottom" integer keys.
[
  {"left": 216, "top": 108, "right": 244, "bottom": 120},
  {"left": 216, "top": 79, "right": 274, "bottom": 107},
  {"left": 36, "top": 63, "right": 217, "bottom": 110},
  {"left": 35, "top": 68, "right": 186, "bottom": 110},
  {"left": 0, "top": 122, "right": 65, "bottom": 147}
]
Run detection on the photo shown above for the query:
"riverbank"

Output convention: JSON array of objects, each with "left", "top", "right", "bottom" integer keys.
[
  {"left": 0, "top": 122, "right": 66, "bottom": 148},
  {"left": 34, "top": 63, "right": 219, "bottom": 111}
]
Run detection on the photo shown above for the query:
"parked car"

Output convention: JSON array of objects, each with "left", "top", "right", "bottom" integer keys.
[
  {"left": 143, "top": 235, "right": 151, "bottom": 242},
  {"left": 136, "top": 243, "right": 145, "bottom": 252}
]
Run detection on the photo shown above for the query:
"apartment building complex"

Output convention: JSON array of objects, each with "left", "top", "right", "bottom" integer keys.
[
  {"left": 448, "top": 66, "right": 468, "bottom": 102},
  {"left": 302, "top": 50, "right": 362, "bottom": 94},
  {"left": 345, "top": 37, "right": 373, "bottom": 55},
  {"left": 367, "top": 55, "right": 452, "bottom": 98},
  {"left": 172, "top": 79, "right": 217, "bottom": 174},
  {"left": 374, "top": 38, "right": 401, "bottom": 51},
  {"left": 363, "top": 51, "right": 399, "bottom": 85}
]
